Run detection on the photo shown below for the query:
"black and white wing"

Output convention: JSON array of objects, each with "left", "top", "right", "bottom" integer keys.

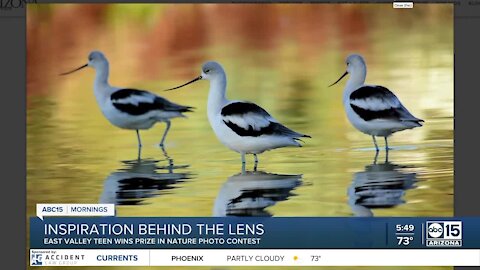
[
  {"left": 221, "top": 101, "right": 310, "bottom": 138},
  {"left": 349, "top": 85, "right": 423, "bottom": 124},
  {"left": 111, "top": 88, "right": 193, "bottom": 116}
]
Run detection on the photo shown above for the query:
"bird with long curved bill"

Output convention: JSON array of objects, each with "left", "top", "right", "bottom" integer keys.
[
  {"left": 164, "top": 61, "right": 310, "bottom": 169},
  {"left": 329, "top": 54, "right": 423, "bottom": 151},
  {"left": 60, "top": 51, "right": 193, "bottom": 149}
]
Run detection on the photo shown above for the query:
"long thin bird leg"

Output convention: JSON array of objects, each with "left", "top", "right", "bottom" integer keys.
[
  {"left": 372, "top": 136, "right": 379, "bottom": 152},
  {"left": 241, "top": 154, "right": 246, "bottom": 173},
  {"left": 384, "top": 136, "right": 391, "bottom": 151},
  {"left": 160, "top": 146, "right": 174, "bottom": 173},
  {"left": 136, "top": 130, "right": 142, "bottom": 148},
  {"left": 159, "top": 120, "right": 171, "bottom": 147},
  {"left": 373, "top": 150, "right": 379, "bottom": 165},
  {"left": 253, "top": 154, "right": 259, "bottom": 171},
  {"left": 137, "top": 146, "right": 142, "bottom": 160}
]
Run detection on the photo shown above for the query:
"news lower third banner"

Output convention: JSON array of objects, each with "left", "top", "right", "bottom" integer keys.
[{"left": 29, "top": 216, "right": 480, "bottom": 266}]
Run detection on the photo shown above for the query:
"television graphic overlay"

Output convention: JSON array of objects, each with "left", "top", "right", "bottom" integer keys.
[{"left": 425, "top": 221, "right": 463, "bottom": 247}]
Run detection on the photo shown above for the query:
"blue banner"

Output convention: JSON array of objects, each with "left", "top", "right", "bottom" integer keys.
[{"left": 30, "top": 217, "right": 479, "bottom": 249}]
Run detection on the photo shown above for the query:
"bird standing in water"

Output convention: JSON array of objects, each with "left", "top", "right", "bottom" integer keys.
[
  {"left": 165, "top": 61, "right": 310, "bottom": 168},
  {"left": 330, "top": 54, "right": 423, "bottom": 151},
  {"left": 61, "top": 51, "right": 193, "bottom": 149}
]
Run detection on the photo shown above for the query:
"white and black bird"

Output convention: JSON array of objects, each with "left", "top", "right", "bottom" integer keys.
[
  {"left": 61, "top": 51, "right": 193, "bottom": 148},
  {"left": 165, "top": 61, "right": 310, "bottom": 167},
  {"left": 330, "top": 54, "right": 423, "bottom": 151}
]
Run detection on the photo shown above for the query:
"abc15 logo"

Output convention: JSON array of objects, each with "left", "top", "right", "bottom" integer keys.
[{"left": 426, "top": 221, "right": 462, "bottom": 240}]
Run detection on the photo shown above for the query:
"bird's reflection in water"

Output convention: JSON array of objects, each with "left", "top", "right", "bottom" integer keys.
[
  {"left": 213, "top": 171, "right": 302, "bottom": 217},
  {"left": 100, "top": 149, "right": 191, "bottom": 205},
  {"left": 348, "top": 152, "right": 417, "bottom": 217}
]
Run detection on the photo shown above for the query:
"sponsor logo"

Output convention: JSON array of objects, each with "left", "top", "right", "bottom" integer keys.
[
  {"left": 31, "top": 253, "right": 43, "bottom": 266},
  {"left": 30, "top": 250, "right": 84, "bottom": 266}
]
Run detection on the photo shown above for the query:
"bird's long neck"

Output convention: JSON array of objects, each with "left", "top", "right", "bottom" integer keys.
[
  {"left": 343, "top": 67, "right": 367, "bottom": 103},
  {"left": 93, "top": 62, "right": 111, "bottom": 103},
  {"left": 207, "top": 74, "right": 228, "bottom": 121},
  {"left": 94, "top": 62, "right": 110, "bottom": 87}
]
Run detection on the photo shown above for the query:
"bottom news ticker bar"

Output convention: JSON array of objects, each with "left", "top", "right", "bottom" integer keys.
[{"left": 30, "top": 249, "right": 480, "bottom": 266}]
